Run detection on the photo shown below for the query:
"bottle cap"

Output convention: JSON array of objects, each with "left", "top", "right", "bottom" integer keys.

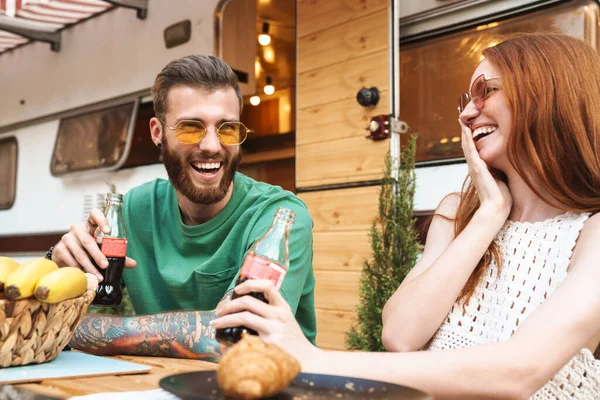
[
  {"left": 276, "top": 207, "right": 295, "bottom": 222},
  {"left": 106, "top": 193, "right": 124, "bottom": 202}
]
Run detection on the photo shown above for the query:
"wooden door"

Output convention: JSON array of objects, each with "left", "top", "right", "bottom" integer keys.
[{"left": 297, "top": 0, "right": 391, "bottom": 350}]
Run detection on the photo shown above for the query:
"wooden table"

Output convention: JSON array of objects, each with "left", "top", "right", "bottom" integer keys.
[{"left": 13, "top": 355, "right": 218, "bottom": 399}]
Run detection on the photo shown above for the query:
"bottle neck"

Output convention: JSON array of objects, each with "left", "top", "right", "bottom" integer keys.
[
  {"left": 98, "top": 197, "right": 127, "bottom": 238},
  {"left": 105, "top": 202, "right": 123, "bottom": 222},
  {"left": 271, "top": 208, "right": 295, "bottom": 231},
  {"left": 249, "top": 209, "right": 295, "bottom": 267},
  {"left": 271, "top": 218, "right": 293, "bottom": 235}
]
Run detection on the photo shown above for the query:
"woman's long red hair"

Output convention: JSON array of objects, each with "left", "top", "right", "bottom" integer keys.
[{"left": 456, "top": 33, "right": 600, "bottom": 305}]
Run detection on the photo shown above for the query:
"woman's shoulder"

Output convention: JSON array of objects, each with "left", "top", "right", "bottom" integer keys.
[
  {"left": 421, "top": 193, "right": 461, "bottom": 245},
  {"left": 568, "top": 212, "right": 600, "bottom": 271},
  {"left": 578, "top": 212, "right": 600, "bottom": 238},
  {"left": 434, "top": 192, "right": 461, "bottom": 220}
]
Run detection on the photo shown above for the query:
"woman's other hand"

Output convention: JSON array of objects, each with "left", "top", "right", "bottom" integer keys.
[
  {"left": 459, "top": 119, "right": 512, "bottom": 222},
  {"left": 211, "top": 279, "right": 322, "bottom": 366}
]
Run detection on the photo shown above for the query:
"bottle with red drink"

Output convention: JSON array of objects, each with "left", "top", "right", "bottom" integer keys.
[
  {"left": 216, "top": 207, "right": 295, "bottom": 345},
  {"left": 91, "top": 193, "right": 127, "bottom": 307}
]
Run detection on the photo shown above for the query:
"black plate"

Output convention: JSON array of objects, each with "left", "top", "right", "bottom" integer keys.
[{"left": 159, "top": 370, "right": 431, "bottom": 400}]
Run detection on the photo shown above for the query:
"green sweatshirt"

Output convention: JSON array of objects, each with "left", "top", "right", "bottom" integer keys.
[{"left": 121, "top": 173, "right": 317, "bottom": 344}]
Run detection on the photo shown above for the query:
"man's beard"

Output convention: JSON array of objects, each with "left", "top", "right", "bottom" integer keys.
[{"left": 161, "top": 137, "right": 241, "bottom": 204}]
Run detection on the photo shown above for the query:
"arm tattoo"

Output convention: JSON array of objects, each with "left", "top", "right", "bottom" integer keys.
[{"left": 69, "top": 310, "right": 224, "bottom": 361}]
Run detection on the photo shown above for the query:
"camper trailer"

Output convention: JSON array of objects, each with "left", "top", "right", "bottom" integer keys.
[{"left": 0, "top": 0, "right": 597, "bottom": 350}]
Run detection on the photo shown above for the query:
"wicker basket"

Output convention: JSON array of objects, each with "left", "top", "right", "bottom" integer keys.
[{"left": 0, "top": 290, "right": 95, "bottom": 367}]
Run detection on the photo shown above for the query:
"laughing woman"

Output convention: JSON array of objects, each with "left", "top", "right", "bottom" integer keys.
[{"left": 211, "top": 33, "right": 600, "bottom": 399}]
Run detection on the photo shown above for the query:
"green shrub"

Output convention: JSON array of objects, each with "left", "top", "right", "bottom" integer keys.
[{"left": 345, "top": 135, "right": 420, "bottom": 351}]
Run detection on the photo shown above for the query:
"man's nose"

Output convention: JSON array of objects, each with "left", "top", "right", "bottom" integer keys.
[{"left": 198, "top": 127, "right": 222, "bottom": 154}]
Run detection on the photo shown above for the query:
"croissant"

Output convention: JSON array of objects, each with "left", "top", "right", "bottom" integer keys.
[{"left": 216, "top": 334, "right": 301, "bottom": 399}]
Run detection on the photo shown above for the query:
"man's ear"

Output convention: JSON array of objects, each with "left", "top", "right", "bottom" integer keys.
[{"left": 149, "top": 117, "right": 162, "bottom": 147}]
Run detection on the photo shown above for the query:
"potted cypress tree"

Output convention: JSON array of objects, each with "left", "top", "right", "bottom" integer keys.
[{"left": 346, "top": 135, "right": 420, "bottom": 351}]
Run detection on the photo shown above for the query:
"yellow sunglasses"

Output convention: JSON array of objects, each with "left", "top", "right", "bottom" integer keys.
[{"left": 159, "top": 119, "right": 250, "bottom": 145}]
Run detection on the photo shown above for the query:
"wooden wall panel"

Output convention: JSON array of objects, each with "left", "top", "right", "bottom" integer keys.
[
  {"left": 297, "top": 50, "right": 389, "bottom": 110},
  {"left": 313, "top": 231, "right": 372, "bottom": 272},
  {"left": 298, "top": 0, "right": 387, "bottom": 37},
  {"left": 315, "top": 309, "right": 356, "bottom": 350},
  {"left": 297, "top": 0, "right": 390, "bottom": 350},
  {"left": 296, "top": 92, "right": 389, "bottom": 146},
  {"left": 300, "top": 185, "right": 379, "bottom": 232},
  {"left": 298, "top": 10, "right": 388, "bottom": 74},
  {"left": 314, "top": 271, "right": 360, "bottom": 311},
  {"left": 302, "top": 186, "right": 379, "bottom": 349},
  {"left": 296, "top": 134, "right": 388, "bottom": 187}
]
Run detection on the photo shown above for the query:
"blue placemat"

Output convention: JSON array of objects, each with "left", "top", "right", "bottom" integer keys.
[{"left": 0, "top": 351, "right": 151, "bottom": 384}]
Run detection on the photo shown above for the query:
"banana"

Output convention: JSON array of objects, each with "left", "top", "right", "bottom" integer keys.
[
  {"left": 34, "top": 267, "right": 87, "bottom": 303},
  {"left": 0, "top": 256, "right": 19, "bottom": 293},
  {"left": 5, "top": 258, "right": 59, "bottom": 300}
]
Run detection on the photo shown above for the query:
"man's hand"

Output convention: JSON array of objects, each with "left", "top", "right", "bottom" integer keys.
[{"left": 51, "top": 208, "right": 136, "bottom": 281}]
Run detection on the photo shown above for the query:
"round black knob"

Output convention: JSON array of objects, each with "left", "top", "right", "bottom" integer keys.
[{"left": 356, "top": 87, "right": 380, "bottom": 107}]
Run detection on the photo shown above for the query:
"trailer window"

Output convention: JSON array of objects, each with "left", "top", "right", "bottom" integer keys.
[
  {"left": 51, "top": 102, "right": 137, "bottom": 175},
  {"left": 0, "top": 137, "right": 17, "bottom": 210},
  {"left": 400, "top": 1, "right": 596, "bottom": 163},
  {"left": 121, "top": 102, "right": 161, "bottom": 168}
]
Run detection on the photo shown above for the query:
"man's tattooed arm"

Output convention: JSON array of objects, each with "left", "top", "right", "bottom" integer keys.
[{"left": 68, "top": 310, "right": 224, "bottom": 362}]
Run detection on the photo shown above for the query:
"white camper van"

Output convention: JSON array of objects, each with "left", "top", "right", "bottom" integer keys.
[
  {"left": 0, "top": 0, "right": 598, "bottom": 311},
  {"left": 0, "top": 0, "right": 287, "bottom": 263},
  {"left": 1, "top": 0, "right": 598, "bottom": 349}
]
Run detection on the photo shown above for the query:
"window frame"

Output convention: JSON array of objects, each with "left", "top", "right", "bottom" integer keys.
[
  {"left": 0, "top": 136, "right": 18, "bottom": 211},
  {"left": 398, "top": 0, "right": 597, "bottom": 166},
  {"left": 49, "top": 98, "right": 139, "bottom": 177}
]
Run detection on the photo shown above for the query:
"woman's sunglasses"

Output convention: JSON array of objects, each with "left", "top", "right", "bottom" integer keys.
[
  {"left": 457, "top": 74, "right": 501, "bottom": 114},
  {"left": 159, "top": 119, "right": 250, "bottom": 145}
]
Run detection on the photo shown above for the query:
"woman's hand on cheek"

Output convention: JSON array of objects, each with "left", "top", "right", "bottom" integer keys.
[{"left": 459, "top": 119, "right": 512, "bottom": 221}]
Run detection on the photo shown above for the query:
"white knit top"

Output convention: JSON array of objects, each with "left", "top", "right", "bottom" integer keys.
[{"left": 425, "top": 211, "right": 600, "bottom": 399}]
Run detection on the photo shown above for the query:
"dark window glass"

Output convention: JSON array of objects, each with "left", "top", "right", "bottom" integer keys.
[
  {"left": 122, "top": 102, "right": 161, "bottom": 169},
  {"left": 51, "top": 102, "right": 136, "bottom": 175},
  {"left": 0, "top": 137, "right": 17, "bottom": 210},
  {"left": 400, "top": 1, "right": 596, "bottom": 162}
]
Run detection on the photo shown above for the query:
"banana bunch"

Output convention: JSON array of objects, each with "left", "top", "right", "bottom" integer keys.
[
  {"left": 0, "top": 257, "right": 88, "bottom": 303},
  {"left": 0, "top": 256, "right": 19, "bottom": 293}
]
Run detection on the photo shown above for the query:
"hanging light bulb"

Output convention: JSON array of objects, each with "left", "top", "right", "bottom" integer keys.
[
  {"left": 263, "top": 76, "right": 275, "bottom": 95},
  {"left": 250, "top": 96, "right": 261, "bottom": 106},
  {"left": 258, "top": 22, "right": 271, "bottom": 46}
]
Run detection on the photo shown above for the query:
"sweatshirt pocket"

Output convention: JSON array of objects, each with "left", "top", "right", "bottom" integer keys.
[{"left": 193, "top": 265, "right": 239, "bottom": 309}]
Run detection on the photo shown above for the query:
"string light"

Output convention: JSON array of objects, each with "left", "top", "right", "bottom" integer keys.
[
  {"left": 258, "top": 22, "right": 271, "bottom": 46},
  {"left": 250, "top": 96, "right": 261, "bottom": 106},
  {"left": 263, "top": 76, "right": 275, "bottom": 95}
]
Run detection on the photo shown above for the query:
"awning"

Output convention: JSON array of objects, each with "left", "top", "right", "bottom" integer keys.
[{"left": 0, "top": 0, "right": 147, "bottom": 54}]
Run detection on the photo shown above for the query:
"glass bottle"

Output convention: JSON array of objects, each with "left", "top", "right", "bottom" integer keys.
[
  {"left": 216, "top": 207, "right": 295, "bottom": 345},
  {"left": 91, "top": 193, "right": 128, "bottom": 307}
]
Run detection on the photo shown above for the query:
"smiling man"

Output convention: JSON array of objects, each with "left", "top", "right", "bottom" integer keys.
[{"left": 55, "top": 55, "right": 316, "bottom": 360}]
